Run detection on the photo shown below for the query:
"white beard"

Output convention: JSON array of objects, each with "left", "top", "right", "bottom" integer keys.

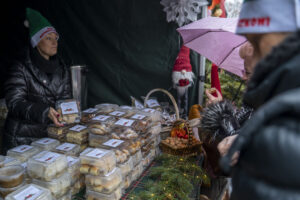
[{"left": 172, "top": 71, "right": 195, "bottom": 87}]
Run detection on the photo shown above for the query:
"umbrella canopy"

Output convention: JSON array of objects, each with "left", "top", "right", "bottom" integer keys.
[{"left": 177, "top": 16, "right": 247, "bottom": 77}]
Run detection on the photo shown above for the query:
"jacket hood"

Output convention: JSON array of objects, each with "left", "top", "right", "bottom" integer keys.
[{"left": 243, "top": 31, "right": 300, "bottom": 109}]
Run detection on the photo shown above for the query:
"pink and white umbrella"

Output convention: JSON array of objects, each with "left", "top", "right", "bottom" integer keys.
[{"left": 177, "top": 16, "right": 247, "bottom": 77}]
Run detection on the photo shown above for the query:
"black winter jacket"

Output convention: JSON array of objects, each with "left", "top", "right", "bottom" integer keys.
[
  {"left": 221, "top": 31, "right": 300, "bottom": 200},
  {"left": 3, "top": 49, "right": 72, "bottom": 152}
]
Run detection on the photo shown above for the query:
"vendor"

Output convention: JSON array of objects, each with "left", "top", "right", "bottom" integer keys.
[{"left": 3, "top": 8, "right": 72, "bottom": 152}]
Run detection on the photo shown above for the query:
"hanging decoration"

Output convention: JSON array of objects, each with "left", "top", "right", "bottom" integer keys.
[{"left": 160, "top": 0, "right": 209, "bottom": 27}]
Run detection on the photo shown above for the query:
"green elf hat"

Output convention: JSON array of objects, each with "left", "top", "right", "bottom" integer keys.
[{"left": 25, "top": 8, "right": 59, "bottom": 47}]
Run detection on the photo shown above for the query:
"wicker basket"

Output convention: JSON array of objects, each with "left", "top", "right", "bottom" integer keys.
[{"left": 144, "top": 88, "right": 202, "bottom": 157}]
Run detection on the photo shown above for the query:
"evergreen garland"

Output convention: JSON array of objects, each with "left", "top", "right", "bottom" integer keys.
[{"left": 128, "top": 154, "right": 210, "bottom": 200}]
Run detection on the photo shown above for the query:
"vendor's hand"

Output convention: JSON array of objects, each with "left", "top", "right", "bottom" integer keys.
[
  {"left": 48, "top": 107, "right": 64, "bottom": 127},
  {"left": 218, "top": 135, "right": 239, "bottom": 166},
  {"left": 205, "top": 88, "right": 223, "bottom": 105}
]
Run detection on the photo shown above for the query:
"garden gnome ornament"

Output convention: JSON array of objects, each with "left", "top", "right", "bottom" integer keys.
[{"left": 172, "top": 45, "right": 195, "bottom": 119}]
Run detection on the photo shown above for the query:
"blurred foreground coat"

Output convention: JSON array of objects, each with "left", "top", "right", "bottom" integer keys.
[{"left": 222, "top": 31, "right": 300, "bottom": 200}]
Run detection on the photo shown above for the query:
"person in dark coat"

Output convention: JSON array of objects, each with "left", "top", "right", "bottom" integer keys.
[
  {"left": 3, "top": 8, "right": 72, "bottom": 152},
  {"left": 220, "top": 0, "right": 300, "bottom": 199}
]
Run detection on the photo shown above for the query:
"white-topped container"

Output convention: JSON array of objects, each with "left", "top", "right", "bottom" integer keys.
[
  {"left": 86, "top": 187, "right": 122, "bottom": 200},
  {"left": 0, "top": 181, "right": 25, "bottom": 198},
  {"left": 5, "top": 184, "right": 52, "bottom": 200},
  {"left": 32, "top": 172, "right": 71, "bottom": 198},
  {"left": 27, "top": 151, "right": 68, "bottom": 181},
  {"left": 2, "top": 157, "right": 21, "bottom": 168},
  {"left": 31, "top": 138, "right": 60, "bottom": 151},
  {"left": 85, "top": 167, "right": 122, "bottom": 194},
  {"left": 95, "top": 104, "right": 119, "bottom": 114},
  {"left": 7, "top": 145, "right": 39, "bottom": 162},
  {"left": 66, "top": 124, "right": 88, "bottom": 145},
  {"left": 53, "top": 142, "right": 80, "bottom": 156},
  {"left": 80, "top": 148, "right": 116, "bottom": 176},
  {"left": 118, "top": 156, "right": 133, "bottom": 177}
]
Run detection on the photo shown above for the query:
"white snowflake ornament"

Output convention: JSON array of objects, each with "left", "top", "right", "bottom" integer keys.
[{"left": 161, "top": 0, "right": 209, "bottom": 27}]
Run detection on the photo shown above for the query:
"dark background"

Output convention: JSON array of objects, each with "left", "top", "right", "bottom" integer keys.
[{"left": 0, "top": 0, "right": 200, "bottom": 108}]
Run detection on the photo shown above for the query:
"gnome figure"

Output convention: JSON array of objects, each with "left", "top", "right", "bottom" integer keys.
[{"left": 172, "top": 46, "right": 195, "bottom": 119}]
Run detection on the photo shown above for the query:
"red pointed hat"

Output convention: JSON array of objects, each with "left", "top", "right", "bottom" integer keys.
[{"left": 173, "top": 45, "right": 192, "bottom": 72}]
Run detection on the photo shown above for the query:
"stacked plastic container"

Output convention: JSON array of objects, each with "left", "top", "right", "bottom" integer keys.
[
  {"left": 31, "top": 138, "right": 60, "bottom": 151},
  {"left": 65, "top": 156, "right": 84, "bottom": 196},
  {"left": 53, "top": 142, "right": 81, "bottom": 156},
  {"left": 5, "top": 184, "right": 52, "bottom": 200},
  {"left": 0, "top": 166, "right": 26, "bottom": 198},
  {"left": 27, "top": 151, "right": 71, "bottom": 199},
  {"left": 80, "top": 148, "right": 122, "bottom": 200},
  {"left": 66, "top": 124, "right": 89, "bottom": 147}
]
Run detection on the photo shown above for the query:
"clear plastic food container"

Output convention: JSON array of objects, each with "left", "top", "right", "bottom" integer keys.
[
  {"left": 31, "top": 138, "right": 60, "bottom": 151},
  {"left": 66, "top": 124, "right": 88, "bottom": 145},
  {"left": 7, "top": 145, "right": 39, "bottom": 162},
  {"left": 0, "top": 166, "right": 25, "bottom": 188},
  {"left": 99, "top": 139, "right": 131, "bottom": 164},
  {"left": 110, "top": 119, "right": 139, "bottom": 140},
  {"left": 80, "top": 148, "right": 116, "bottom": 176},
  {"left": 0, "top": 182, "right": 25, "bottom": 198},
  {"left": 3, "top": 157, "right": 21, "bottom": 168},
  {"left": 86, "top": 167, "right": 122, "bottom": 194},
  {"left": 47, "top": 125, "right": 70, "bottom": 142},
  {"left": 132, "top": 150, "right": 142, "bottom": 167},
  {"left": 32, "top": 172, "right": 71, "bottom": 198},
  {"left": 56, "top": 99, "right": 80, "bottom": 125},
  {"left": 54, "top": 142, "right": 81, "bottom": 156},
  {"left": 131, "top": 162, "right": 144, "bottom": 181},
  {"left": 121, "top": 172, "right": 132, "bottom": 191},
  {"left": 86, "top": 187, "right": 122, "bottom": 200},
  {"left": 95, "top": 104, "right": 119, "bottom": 114},
  {"left": 140, "top": 108, "right": 162, "bottom": 122},
  {"left": 118, "top": 156, "right": 133, "bottom": 177},
  {"left": 27, "top": 151, "right": 68, "bottom": 181},
  {"left": 88, "top": 133, "right": 110, "bottom": 148},
  {"left": 130, "top": 114, "right": 152, "bottom": 132},
  {"left": 66, "top": 156, "right": 80, "bottom": 185},
  {"left": 79, "top": 143, "right": 88, "bottom": 153},
  {"left": 88, "top": 118, "right": 112, "bottom": 136},
  {"left": 5, "top": 184, "right": 52, "bottom": 200},
  {"left": 81, "top": 108, "right": 101, "bottom": 123}
]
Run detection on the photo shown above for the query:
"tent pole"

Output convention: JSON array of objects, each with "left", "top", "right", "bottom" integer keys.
[{"left": 198, "top": 5, "right": 208, "bottom": 105}]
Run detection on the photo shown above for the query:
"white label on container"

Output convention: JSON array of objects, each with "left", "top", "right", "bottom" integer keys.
[
  {"left": 83, "top": 108, "right": 98, "bottom": 113},
  {"left": 92, "top": 115, "right": 110, "bottom": 121},
  {"left": 131, "top": 114, "right": 146, "bottom": 120},
  {"left": 103, "top": 139, "right": 124, "bottom": 148},
  {"left": 60, "top": 101, "right": 78, "bottom": 115},
  {"left": 86, "top": 149, "right": 108, "bottom": 159},
  {"left": 11, "top": 145, "right": 33, "bottom": 153},
  {"left": 109, "top": 111, "right": 125, "bottom": 116},
  {"left": 69, "top": 125, "right": 87, "bottom": 132},
  {"left": 120, "top": 106, "right": 132, "bottom": 110},
  {"left": 67, "top": 156, "right": 79, "bottom": 167},
  {"left": 35, "top": 138, "right": 56, "bottom": 145},
  {"left": 56, "top": 143, "right": 76, "bottom": 152},
  {"left": 134, "top": 100, "right": 144, "bottom": 109},
  {"left": 80, "top": 147, "right": 93, "bottom": 156},
  {"left": 13, "top": 185, "right": 43, "bottom": 200},
  {"left": 35, "top": 152, "right": 61, "bottom": 163},
  {"left": 143, "top": 108, "right": 155, "bottom": 113},
  {"left": 146, "top": 99, "right": 160, "bottom": 108},
  {"left": 114, "top": 118, "right": 135, "bottom": 127}
]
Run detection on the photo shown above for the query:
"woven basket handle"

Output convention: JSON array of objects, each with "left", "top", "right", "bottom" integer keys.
[{"left": 144, "top": 88, "right": 180, "bottom": 120}]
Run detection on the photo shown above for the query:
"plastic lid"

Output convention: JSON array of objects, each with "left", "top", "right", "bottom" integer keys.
[{"left": 4, "top": 184, "right": 52, "bottom": 200}]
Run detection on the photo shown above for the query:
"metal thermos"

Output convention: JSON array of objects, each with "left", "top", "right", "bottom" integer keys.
[{"left": 70, "top": 65, "right": 88, "bottom": 110}]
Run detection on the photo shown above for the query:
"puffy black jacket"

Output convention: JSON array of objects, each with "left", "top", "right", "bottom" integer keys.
[
  {"left": 3, "top": 49, "right": 72, "bottom": 152},
  {"left": 221, "top": 31, "right": 300, "bottom": 199}
]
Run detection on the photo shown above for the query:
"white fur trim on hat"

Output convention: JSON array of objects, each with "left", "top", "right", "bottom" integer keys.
[{"left": 31, "top": 26, "right": 58, "bottom": 47}]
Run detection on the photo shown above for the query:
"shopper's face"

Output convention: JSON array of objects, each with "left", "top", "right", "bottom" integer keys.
[
  {"left": 239, "top": 43, "right": 257, "bottom": 82},
  {"left": 37, "top": 32, "right": 58, "bottom": 58}
]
